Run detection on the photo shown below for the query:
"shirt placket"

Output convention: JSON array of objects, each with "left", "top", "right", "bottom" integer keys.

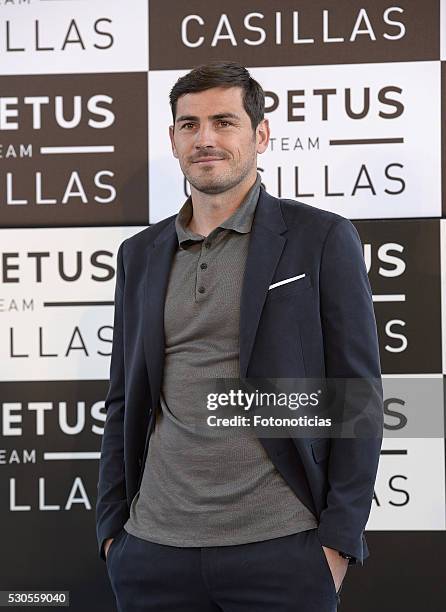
[{"left": 194, "top": 228, "right": 224, "bottom": 302}]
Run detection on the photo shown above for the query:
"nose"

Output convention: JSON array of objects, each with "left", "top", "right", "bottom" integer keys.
[{"left": 194, "top": 122, "right": 216, "bottom": 149}]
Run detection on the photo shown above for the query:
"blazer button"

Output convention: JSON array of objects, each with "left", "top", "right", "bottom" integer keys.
[{"left": 138, "top": 457, "right": 142, "bottom": 467}]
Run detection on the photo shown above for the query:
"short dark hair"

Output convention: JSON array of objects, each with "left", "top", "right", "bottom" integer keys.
[{"left": 169, "top": 61, "right": 265, "bottom": 131}]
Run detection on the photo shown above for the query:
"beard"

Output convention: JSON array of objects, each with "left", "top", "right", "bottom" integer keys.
[{"left": 182, "top": 152, "right": 256, "bottom": 195}]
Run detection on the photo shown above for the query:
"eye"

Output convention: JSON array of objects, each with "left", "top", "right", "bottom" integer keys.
[
  {"left": 217, "top": 120, "right": 231, "bottom": 127},
  {"left": 180, "top": 122, "right": 196, "bottom": 130}
]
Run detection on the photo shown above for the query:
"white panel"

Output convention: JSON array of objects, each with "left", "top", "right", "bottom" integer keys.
[
  {"left": 0, "top": 0, "right": 148, "bottom": 75},
  {"left": 148, "top": 68, "right": 190, "bottom": 221},
  {"left": 367, "top": 375, "right": 446, "bottom": 530},
  {"left": 0, "top": 226, "right": 147, "bottom": 381},
  {"left": 149, "top": 62, "right": 441, "bottom": 221},
  {"left": 367, "top": 437, "right": 446, "bottom": 530}
]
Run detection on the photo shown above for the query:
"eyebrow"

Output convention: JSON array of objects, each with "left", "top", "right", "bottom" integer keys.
[{"left": 175, "top": 112, "right": 241, "bottom": 123}]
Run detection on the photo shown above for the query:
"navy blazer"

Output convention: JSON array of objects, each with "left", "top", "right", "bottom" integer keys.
[{"left": 96, "top": 186, "right": 383, "bottom": 564}]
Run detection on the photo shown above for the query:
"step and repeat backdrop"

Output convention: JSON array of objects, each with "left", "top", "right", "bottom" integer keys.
[{"left": 0, "top": 1, "right": 445, "bottom": 610}]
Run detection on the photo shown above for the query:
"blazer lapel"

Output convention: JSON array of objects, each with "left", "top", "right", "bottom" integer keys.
[
  {"left": 143, "top": 188, "right": 287, "bottom": 402},
  {"left": 143, "top": 220, "right": 177, "bottom": 409},
  {"left": 239, "top": 188, "right": 287, "bottom": 378}
]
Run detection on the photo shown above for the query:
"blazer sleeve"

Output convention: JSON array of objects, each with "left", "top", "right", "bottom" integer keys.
[
  {"left": 316, "top": 218, "right": 384, "bottom": 565},
  {"left": 95, "top": 240, "right": 130, "bottom": 562}
]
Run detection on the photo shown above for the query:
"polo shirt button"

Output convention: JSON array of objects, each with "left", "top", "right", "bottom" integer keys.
[
  {"left": 204, "top": 241, "right": 211, "bottom": 249},
  {"left": 198, "top": 286, "right": 206, "bottom": 294},
  {"left": 200, "top": 262, "right": 208, "bottom": 270}
]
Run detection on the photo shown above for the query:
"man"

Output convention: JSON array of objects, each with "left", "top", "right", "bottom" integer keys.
[{"left": 96, "top": 62, "right": 383, "bottom": 612}]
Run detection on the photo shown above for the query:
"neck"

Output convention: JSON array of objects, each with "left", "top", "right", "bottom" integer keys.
[{"left": 188, "top": 170, "right": 258, "bottom": 237}]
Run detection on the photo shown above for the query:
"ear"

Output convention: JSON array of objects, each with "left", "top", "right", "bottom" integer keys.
[
  {"left": 169, "top": 125, "right": 178, "bottom": 158},
  {"left": 256, "top": 118, "right": 270, "bottom": 155}
]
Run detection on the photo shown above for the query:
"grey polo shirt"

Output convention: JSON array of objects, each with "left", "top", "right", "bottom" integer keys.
[{"left": 124, "top": 173, "right": 317, "bottom": 546}]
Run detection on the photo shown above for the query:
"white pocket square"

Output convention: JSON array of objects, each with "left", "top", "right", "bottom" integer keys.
[{"left": 268, "top": 273, "right": 306, "bottom": 291}]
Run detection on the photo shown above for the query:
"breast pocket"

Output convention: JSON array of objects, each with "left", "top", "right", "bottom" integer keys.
[{"left": 266, "top": 273, "right": 313, "bottom": 302}]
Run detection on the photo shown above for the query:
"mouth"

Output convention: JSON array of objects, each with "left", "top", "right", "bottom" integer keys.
[{"left": 192, "top": 157, "right": 225, "bottom": 164}]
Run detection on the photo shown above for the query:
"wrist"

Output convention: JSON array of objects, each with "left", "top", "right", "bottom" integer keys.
[{"left": 338, "top": 550, "right": 354, "bottom": 561}]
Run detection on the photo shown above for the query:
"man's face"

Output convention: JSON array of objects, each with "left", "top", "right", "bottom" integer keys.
[{"left": 169, "top": 86, "right": 269, "bottom": 195}]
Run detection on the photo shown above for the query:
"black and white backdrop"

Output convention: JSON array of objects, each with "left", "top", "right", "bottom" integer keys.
[{"left": 0, "top": 1, "right": 445, "bottom": 610}]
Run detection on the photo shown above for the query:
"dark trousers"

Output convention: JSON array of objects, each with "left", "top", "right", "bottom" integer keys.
[{"left": 106, "top": 527, "right": 343, "bottom": 612}]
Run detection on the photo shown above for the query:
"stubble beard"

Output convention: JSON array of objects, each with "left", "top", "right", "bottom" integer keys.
[{"left": 183, "top": 153, "right": 256, "bottom": 196}]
